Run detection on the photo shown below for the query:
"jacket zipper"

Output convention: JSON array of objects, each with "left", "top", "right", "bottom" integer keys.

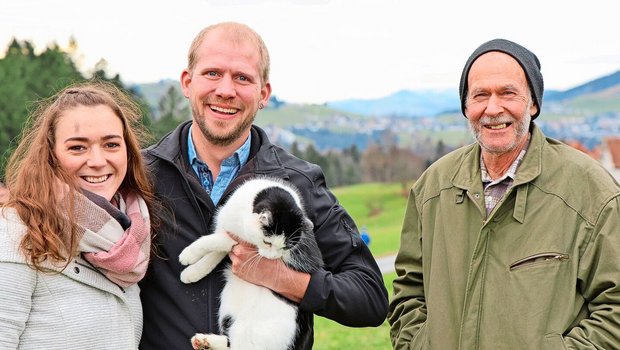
[
  {"left": 509, "top": 252, "right": 569, "bottom": 271},
  {"left": 341, "top": 217, "right": 358, "bottom": 248}
]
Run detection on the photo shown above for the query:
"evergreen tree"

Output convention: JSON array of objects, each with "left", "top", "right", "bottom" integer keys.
[
  {"left": 0, "top": 39, "right": 84, "bottom": 174},
  {"left": 151, "top": 85, "right": 190, "bottom": 140},
  {"left": 0, "top": 38, "right": 154, "bottom": 175},
  {"left": 290, "top": 141, "right": 302, "bottom": 157}
]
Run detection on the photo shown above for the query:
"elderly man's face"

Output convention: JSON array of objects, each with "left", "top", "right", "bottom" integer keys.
[{"left": 465, "top": 52, "right": 538, "bottom": 156}]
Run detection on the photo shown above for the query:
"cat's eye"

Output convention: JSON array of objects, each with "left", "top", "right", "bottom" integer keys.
[{"left": 263, "top": 240, "right": 272, "bottom": 247}]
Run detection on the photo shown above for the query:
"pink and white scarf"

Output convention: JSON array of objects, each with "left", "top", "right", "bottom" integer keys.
[{"left": 72, "top": 189, "right": 150, "bottom": 288}]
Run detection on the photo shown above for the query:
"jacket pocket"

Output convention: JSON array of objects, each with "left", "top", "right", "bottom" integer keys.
[
  {"left": 543, "top": 334, "right": 568, "bottom": 350},
  {"left": 509, "top": 252, "right": 569, "bottom": 271}
]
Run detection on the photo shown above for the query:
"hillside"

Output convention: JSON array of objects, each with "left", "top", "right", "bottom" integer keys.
[
  {"left": 133, "top": 69, "right": 620, "bottom": 120},
  {"left": 332, "top": 182, "right": 408, "bottom": 257},
  {"left": 546, "top": 70, "right": 620, "bottom": 102},
  {"left": 326, "top": 89, "right": 460, "bottom": 117},
  {"left": 133, "top": 68, "right": 620, "bottom": 153},
  {"left": 131, "top": 78, "right": 367, "bottom": 125},
  {"left": 135, "top": 68, "right": 620, "bottom": 119}
]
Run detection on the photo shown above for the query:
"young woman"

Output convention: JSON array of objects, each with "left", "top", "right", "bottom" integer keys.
[{"left": 0, "top": 81, "right": 157, "bottom": 349}]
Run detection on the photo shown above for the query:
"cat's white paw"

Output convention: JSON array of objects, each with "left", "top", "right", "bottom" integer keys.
[
  {"left": 180, "top": 266, "right": 203, "bottom": 284},
  {"left": 191, "top": 333, "right": 228, "bottom": 350},
  {"left": 179, "top": 246, "right": 201, "bottom": 266},
  {"left": 191, "top": 333, "right": 211, "bottom": 350}
]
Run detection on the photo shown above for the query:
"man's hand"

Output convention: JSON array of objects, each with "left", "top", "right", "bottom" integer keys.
[{"left": 228, "top": 234, "right": 311, "bottom": 303}]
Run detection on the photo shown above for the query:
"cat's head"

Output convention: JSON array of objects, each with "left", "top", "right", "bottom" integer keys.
[{"left": 252, "top": 185, "right": 313, "bottom": 260}]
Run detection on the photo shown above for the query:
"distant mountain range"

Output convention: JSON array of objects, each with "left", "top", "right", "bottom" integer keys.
[
  {"left": 326, "top": 89, "right": 461, "bottom": 118},
  {"left": 545, "top": 70, "right": 620, "bottom": 101},
  {"left": 133, "top": 69, "right": 620, "bottom": 119},
  {"left": 132, "top": 69, "right": 620, "bottom": 153},
  {"left": 325, "top": 69, "right": 620, "bottom": 117}
]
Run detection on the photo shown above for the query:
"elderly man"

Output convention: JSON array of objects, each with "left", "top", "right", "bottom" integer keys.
[{"left": 388, "top": 39, "right": 620, "bottom": 349}]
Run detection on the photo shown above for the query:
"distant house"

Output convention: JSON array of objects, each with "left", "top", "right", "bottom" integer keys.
[
  {"left": 602, "top": 137, "right": 620, "bottom": 181},
  {"left": 563, "top": 140, "right": 601, "bottom": 161},
  {"left": 564, "top": 138, "right": 620, "bottom": 181}
]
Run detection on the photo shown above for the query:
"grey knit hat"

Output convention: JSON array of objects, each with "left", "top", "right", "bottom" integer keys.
[{"left": 459, "top": 38, "right": 544, "bottom": 120}]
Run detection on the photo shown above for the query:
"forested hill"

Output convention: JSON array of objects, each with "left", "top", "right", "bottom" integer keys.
[{"left": 0, "top": 39, "right": 144, "bottom": 177}]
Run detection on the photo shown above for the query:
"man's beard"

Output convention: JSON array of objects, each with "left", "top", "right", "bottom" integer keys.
[
  {"left": 469, "top": 101, "right": 532, "bottom": 155},
  {"left": 192, "top": 106, "right": 256, "bottom": 147}
]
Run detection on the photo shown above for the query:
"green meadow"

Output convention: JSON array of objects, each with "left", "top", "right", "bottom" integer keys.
[
  {"left": 313, "top": 182, "right": 410, "bottom": 349},
  {"left": 314, "top": 272, "right": 396, "bottom": 350},
  {"left": 332, "top": 182, "right": 409, "bottom": 258}
]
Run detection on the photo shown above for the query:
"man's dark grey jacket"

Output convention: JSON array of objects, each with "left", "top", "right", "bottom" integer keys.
[{"left": 139, "top": 121, "right": 388, "bottom": 349}]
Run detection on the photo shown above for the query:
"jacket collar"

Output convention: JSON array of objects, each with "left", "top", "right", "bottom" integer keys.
[
  {"left": 451, "top": 123, "right": 544, "bottom": 189},
  {"left": 146, "top": 120, "right": 286, "bottom": 175},
  {"left": 450, "top": 124, "right": 545, "bottom": 223},
  {"left": 512, "top": 124, "right": 544, "bottom": 186},
  {"left": 145, "top": 120, "right": 191, "bottom": 165}
]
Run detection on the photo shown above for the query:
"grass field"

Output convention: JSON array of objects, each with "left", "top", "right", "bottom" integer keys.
[
  {"left": 332, "top": 182, "right": 409, "bottom": 257},
  {"left": 314, "top": 272, "right": 396, "bottom": 349},
  {"left": 311, "top": 182, "right": 409, "bottom": 349}
]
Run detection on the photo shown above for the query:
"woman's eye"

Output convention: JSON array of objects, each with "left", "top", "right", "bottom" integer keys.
[
  {"left": 68, "top": 145, "right": 85, "bottom": 151},
  {"left": 104, "top": 142, "right": 121, "bottom": 149}
]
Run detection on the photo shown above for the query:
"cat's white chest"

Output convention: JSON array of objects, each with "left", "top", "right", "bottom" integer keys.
[{"left": 219, "top": 271, "right": 298, "bottom": 349}]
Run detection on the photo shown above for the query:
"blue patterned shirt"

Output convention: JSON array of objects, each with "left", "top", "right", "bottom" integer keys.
[{"left": 187, "top": 126, "right": 251, "bottom": 205}]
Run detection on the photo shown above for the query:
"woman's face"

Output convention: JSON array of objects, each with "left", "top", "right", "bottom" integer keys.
[{"left": 53, "top": 104, "right": 127, "bottom": 201}]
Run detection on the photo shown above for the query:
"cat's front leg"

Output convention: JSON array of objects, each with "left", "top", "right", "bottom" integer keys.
[
  {"left": 179, "top": 233, "right": 236, "bottom": 265},
  {"left": 180, "top": 251, "right": 228, "bottom": 283},
  {"left": 191, "top": 333, "right": 229, "bottom": 350}
]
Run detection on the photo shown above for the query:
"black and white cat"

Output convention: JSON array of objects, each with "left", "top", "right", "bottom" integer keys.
[{"left": 179, "top": 177, "right": 323, "bottom": 350}]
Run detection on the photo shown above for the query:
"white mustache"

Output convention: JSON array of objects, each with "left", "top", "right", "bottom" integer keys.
[{"left": 479, "top": 115, "right": 515, "bottom": 126}]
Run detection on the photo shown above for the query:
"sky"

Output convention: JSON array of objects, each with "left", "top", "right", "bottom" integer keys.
[{"left": 1, "top": 0, "right": 619, "bottom": 104}]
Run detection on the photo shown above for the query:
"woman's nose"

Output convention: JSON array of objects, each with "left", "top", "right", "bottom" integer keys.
[{"left": 86, "top": 147, "right": 106, "bottom": 167}]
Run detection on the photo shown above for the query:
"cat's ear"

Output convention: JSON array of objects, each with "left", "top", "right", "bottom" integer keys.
[{"left": 258, "top": 210, "right": 273, "bottom": 227}]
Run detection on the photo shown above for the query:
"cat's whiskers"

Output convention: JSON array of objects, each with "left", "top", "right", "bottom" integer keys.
[
  {"left": 284, "top": 235, "right": 324, "bottom": 273},
  {"left": 240, "top": 250, "right": 264, "bottom": 273}
]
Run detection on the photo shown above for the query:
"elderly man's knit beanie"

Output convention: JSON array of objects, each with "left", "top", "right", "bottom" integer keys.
[{"left": 459, "top": 38, "right": 544, "bottom": 120}]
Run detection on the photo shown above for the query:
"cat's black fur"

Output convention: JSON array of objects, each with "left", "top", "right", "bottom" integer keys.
[{"left": 252, "top": 186, "right": 323, "bottom": 274}]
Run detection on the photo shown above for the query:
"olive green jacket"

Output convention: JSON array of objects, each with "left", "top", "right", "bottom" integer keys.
[{"left": 389, "top": 124, "right": 620, "bottom": 349}]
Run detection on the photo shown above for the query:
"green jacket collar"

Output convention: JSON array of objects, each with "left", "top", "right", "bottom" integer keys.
[{"left": 450, "top": 123, "right": 545, "bottom": 222}]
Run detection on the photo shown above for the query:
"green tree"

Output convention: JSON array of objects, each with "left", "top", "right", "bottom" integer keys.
[
  {"left": 0, "top": 39, "right": 84, "bottom": 175},
  {"left": 89, "top": 58, "right": 154, "bottom": 146},
  {"left": 290, "top": 141, "right": 302, "bottom": 157},
  {"left": 151, "top": 85, "right": 190, "bottom": 140},
  {"left": 0, "top": 38, "right": 154, "bottom": 175}
]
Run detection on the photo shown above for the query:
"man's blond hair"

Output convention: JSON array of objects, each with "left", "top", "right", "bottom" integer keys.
[{"left": 187, "top": 22, "right": 270, "bottom": 87}]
